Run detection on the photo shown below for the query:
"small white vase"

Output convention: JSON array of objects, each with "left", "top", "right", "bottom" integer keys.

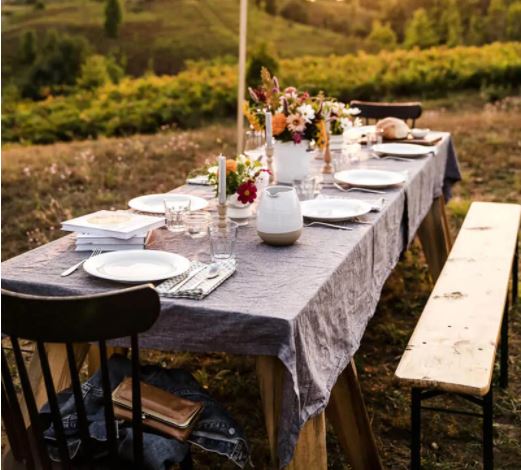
[
  {"left": 273, "top": 140, "right": 311, "bottom": 184},
  {"left": 227, "top": 194, "right": 252, "bottom": 226}
]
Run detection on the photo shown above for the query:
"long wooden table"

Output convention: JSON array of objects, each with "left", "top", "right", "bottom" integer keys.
[{"left": 14, "top": 194, "right": 450, "bottom": 469}]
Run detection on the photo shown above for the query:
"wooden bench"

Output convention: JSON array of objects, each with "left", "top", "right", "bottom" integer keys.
[{"left": 395, "top": 201, "right": 520, "bottom": 470}]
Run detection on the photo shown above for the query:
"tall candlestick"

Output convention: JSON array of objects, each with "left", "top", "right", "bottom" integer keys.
[
  {"left": 265, "top": 111, "right": 273, "bottom": 150},
  {"left": 218, "top": 155, "right": 226, "bottom": 205},
  {"left": 265, "top": 111, "right": 274, "bottom": 183}
]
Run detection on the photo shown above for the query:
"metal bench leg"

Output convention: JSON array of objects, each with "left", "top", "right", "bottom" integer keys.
[
  {"left": 500, "top": 298, "right": 509, "bottom": 389},
  {"left": 411, "top": 388, "right": 422, "bottom": 470},
  {"left": 483, "top": 388, "right": 493, "bottom": 470}
]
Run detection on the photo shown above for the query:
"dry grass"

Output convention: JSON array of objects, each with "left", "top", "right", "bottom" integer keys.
[{"left": 1, "top": 95, "right": 521, "bottom": 468}]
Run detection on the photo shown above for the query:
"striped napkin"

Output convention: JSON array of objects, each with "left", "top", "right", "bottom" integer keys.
[{"left": 156, "top": 259, "right": 236, "bottom": 300}]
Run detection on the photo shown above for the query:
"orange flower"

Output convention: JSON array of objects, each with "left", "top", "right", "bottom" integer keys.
[
  {"left": 226, "top": 159, "right": 237, "bottom": 174},
  {"left": 272, "top": 113, "right": 287, "bottom": 136}
]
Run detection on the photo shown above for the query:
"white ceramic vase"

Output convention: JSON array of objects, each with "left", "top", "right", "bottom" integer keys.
[
  {"left": 273, "top": 140, "right": 311, "bottom": 184},
  {"left": 227, "top": 194, "right": 252, "bottom": 225},
  {"left": 256, "top": 186, "right": 302, "bottom": 246}
]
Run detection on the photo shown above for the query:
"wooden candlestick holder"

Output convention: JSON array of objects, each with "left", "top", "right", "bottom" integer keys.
[
  {"left": 321, "top": 139, "right": 333, "bottom": 175},
  {"left": 266, "top": 145, "right": 275, "bottom": 184},
  {"left": 217, "top": 202, "right": 227, "bottom": 229}
]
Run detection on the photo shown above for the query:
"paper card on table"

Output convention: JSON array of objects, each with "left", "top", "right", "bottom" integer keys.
[{"left": 62, "top": 210, "right": 164, "bottom": 239}]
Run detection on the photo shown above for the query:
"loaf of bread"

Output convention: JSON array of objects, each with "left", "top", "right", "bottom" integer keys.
[{"left": 376, "top": 117, "right": 410, "bottom": 140}]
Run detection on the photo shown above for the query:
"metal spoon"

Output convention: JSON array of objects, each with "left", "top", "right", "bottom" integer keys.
[{"left": 188, "top": 263, "right": 221, "bottom": 290}]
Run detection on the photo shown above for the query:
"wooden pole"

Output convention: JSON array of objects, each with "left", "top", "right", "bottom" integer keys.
[{"left": 236, "top": 0, "right": 248, "bottom": 155}]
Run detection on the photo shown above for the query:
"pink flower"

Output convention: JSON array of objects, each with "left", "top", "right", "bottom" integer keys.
[
  {"left": 237, "top": 180, "right": 257, "bottom": 204},
  {"left": 286, "top": 113, "right": 306, "bottom": 133},
  {"left": 292, "top": 132, "right": 303, "bottom": 144}
]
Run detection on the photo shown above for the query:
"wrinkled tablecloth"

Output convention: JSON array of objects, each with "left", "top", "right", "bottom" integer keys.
[{"left": 2, "top": 132, "right": 460, "bottom": 467}]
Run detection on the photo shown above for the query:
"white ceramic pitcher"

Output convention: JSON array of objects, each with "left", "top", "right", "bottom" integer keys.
[{"left": 256, "top": 186, "right": 302, "bottom": 246}]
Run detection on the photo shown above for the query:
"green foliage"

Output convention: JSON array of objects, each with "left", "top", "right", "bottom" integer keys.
[
  {"left": 265, "top": 0, "right": 276, "bottom": 16},
  {"left": 3, "top": 43, "right": 521, "bottom": 144},
  {"left": 440, "top": 0, "right": 463, "bottom": 47},
  {"left": 487, "top": 0, "right": 507, "bottom": 41},
  {"left": 19, "top": 30, "right": 37, "bottom": 65},
  {"left": 404, "top": 8, "right": 439, "bottom": 49},
  {"left": 366, "top": 20, "right": 398, "bottom": 53},
  {"left": 246, "top": 44, "right": 279, "bottom": 88},
  {"left": 280, "top": 0, "right": 308, "bottom": 24},
  {"left": 21, "top": 30, "right": 90, "bottom": 99},
  {"left": 76, "top": 55, "right": 123, "bottom": 90},
  {"left": 466, "top": 14, "right": 486, "bottom": 45},
  {"left": 506, "top": 2, "right": 521, "bottom": 40},
  {"left": 104, "top": 0, "right": 123, "bottom": 38}
]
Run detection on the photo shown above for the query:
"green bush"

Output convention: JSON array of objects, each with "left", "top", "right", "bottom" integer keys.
[{"left": 3, "top": 42, "right": 521, "bottom": 144}]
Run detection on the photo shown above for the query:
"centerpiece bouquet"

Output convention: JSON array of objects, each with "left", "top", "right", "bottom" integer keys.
[
  {"left": 207, "top": 155, "right": 269, "bottom": 215},
  {"left": 244, "top": 68, "right": 327, "bottom": 148},
  {"left": 243, "top": 68, "right": 327, "bottom": 182},
  {"left": 323, "top": 101, "right": 361, "bottom": 136}
]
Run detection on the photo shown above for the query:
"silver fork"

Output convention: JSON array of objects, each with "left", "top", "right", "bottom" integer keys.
[
  {"left": 304, "top": 222, "right": 353, "bottom": 231},
  {"left": 61, "top": 249, "right": 102, "bottom": 277},
  {"left": 333, "top": 183, "right": 386, "bottom": 195}
]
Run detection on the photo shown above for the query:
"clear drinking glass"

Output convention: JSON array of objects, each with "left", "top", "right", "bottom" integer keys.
[
  {"left": 208, "top": 221, "right": 238, "bottom": 261},
  {"left": 164, "top": 197, "right": 191, "bottom": 232},
  {"left": 293, "top": 176, "right": 318, "bottom": 201},
  {"left": 184, "top": 211, "right": 211, "bottom": 239}
]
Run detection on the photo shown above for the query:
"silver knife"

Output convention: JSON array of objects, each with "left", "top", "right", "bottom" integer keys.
[{"left": 169, "top": 265, "right": 207, "bottom": 293}]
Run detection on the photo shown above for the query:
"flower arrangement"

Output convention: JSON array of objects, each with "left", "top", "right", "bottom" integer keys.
[
  {"left": 244, "top": 68, "right": 327, "bottom": 147},
  {"left": 323, "top": 101, "right": 361, "bottom": 136},
  {"left": 208, "top": 155, "right": 268, "bottom": 205}
]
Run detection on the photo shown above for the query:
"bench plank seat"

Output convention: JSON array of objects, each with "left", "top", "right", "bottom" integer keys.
[{"left": 396, "top": 202, "right": 520, "bottom": 396}]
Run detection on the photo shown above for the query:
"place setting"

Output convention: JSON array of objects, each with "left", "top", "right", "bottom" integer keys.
[{"left": 58, "top": 171, "right": 239, "bottom": 298}]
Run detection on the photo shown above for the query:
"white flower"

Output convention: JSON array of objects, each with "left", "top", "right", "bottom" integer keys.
[
  {"left": 208, "top": 166, "right": 218, "bottom": 175},
  {"left": 297, "top": 104, "right": 315, "bottom": 124},
  {"left": 346, "top": 107, "right": 361, "bottom": 116},
  {"left": 276, "top": 105, "right": 284, "bottom": 114},
  {"left": 353, "top": 117, "right": 363, "bottom": 127},
  {"left": 339, "top": 117, "right": 353, "bottom": 130}
]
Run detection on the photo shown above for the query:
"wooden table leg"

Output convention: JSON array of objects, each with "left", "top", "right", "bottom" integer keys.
[
  {"left": 418, "top": 196, "right": 452, "bottom": 282},
  {"left": 25, "top": 343, "right": 90, "bottom": 423},
  {"left": 256, "top": 356, "right": 328, "bottom": 470},
  {"left": 326, "top": 359, "right": 383, "bottom": 470},
  {"left": 87, "top": 345, "right": 128, "bottom": 376}
]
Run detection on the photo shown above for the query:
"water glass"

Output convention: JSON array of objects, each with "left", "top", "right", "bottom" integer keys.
[
  {"left": 164, "top": 197, "right": 191, "bottom": 232},
  {"left": 367, "top": 129, "right": 383, "bottom": 150},
  {"left": 208, "top": 221, "right": 238, "bottom": 261},
  {"left": 184, "top": 211, "right": 211, "bottom": 239},
  {"left": 293, "top": 176, "right": 318, "bottom": 201}
]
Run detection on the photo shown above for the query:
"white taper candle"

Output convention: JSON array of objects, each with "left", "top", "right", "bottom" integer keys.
[
  {"left": 265, "top": 111, "right": 273, "bottom": 150},
  {"left": 218, "top": 154, "right": 226, "bottom": 205}
]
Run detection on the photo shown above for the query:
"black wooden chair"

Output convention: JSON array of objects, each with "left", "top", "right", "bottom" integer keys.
[
  {"left": 1, "top": 285, "right": 193, "bottom": 470},
  {"left": 350, "top": 100, "right": 423, "bottom": 127}
]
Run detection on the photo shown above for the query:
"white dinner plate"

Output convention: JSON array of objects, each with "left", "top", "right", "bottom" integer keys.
[
  {"left": 372, "top": 143, "right": 434, "bottom": 158},
  {"left": 84, "top": 250, "right": 190, "bottom": 283},
  {"left": 128, "top": 193, "right": 208, "bottom": 214},
  {"left": 335, "top": 169, "right": 406, "bottom": 189},
  {"left": 301, "top": 198, "right": 372, "bottom": 222}
]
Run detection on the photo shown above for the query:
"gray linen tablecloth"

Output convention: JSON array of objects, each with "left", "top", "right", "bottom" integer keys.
[{"left": 2, "top": 133, "right": 460, "bottom": 467}]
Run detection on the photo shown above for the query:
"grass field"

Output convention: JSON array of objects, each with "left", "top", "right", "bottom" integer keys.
[
  {"left": 2, "top": 93, "right": 521, "bottom": 468},
  {"left": 1, "top": 0, "right": 360, "bottom": 75}
]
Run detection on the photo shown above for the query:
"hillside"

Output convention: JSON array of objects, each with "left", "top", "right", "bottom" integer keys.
[{"left": 1, "top": 0, "right": 361, "bottom": 76}]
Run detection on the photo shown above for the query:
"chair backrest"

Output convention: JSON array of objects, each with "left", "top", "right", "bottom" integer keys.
[
  {"left": 350, "top": 100, "right": 423, "bottom": 127},
  {"left": 1, "top": 284, "right": 161, "bottom": 470}
]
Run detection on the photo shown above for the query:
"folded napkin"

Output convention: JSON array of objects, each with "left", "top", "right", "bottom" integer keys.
[{"left": 156, "top": 260, "right": 236, "bottom": 300}]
